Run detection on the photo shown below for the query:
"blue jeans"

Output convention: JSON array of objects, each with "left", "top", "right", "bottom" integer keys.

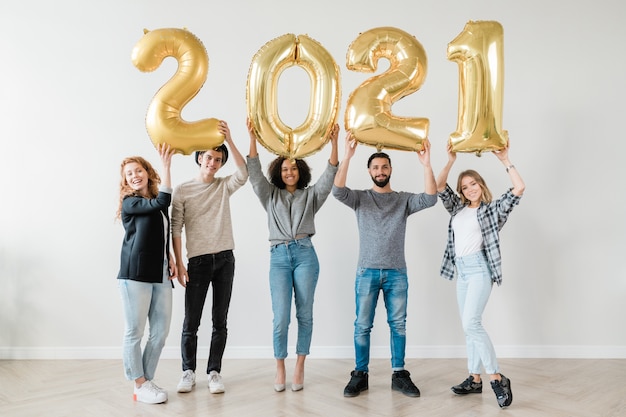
[
  {"left": 455, "top": 251, "right": 499, "bottom": 375},
  {"left": 269, "top": 237, "right": 319, "bottom": 359},
  {"left": 354, "top": 268, "right": 408, "bottom": 372},
  {"left": 118, "top": 262, "right": 172, "bottom": 381},
  {"left": 181, "top": 251, "right": 235, "bottom": 374}
]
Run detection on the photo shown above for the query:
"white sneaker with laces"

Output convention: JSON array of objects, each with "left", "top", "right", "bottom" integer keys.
[
  {"left": 208, "top": 370, "right": 225, "bottom": 394},
  {"left": 177, "top": 370, "right": 196, "bottom": 393},
  {"left": 133, "top": 380, "right": 168, "bottom": 404}
]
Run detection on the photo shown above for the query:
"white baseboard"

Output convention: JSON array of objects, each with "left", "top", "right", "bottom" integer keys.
[{"left": 2, "top": 345, "right": 626, "bottom": 360}]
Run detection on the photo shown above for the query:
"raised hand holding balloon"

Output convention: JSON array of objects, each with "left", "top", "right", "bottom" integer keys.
[
  {"left": 246, "top": 34, "right": 340, "bottom": 160},
  {"left": 132, "top": 28, "right": 223, "bottom": 155},
  {"left": 447, "top": 20, "right": 507, "bottom": 156},
  {"left": 345, "top": 27, "right": 429, "bottom": 152}
]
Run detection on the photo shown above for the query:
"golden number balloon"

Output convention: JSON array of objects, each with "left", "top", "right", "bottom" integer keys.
[
  {"left": 447, "top": 20, "right": 507, "bottom": 155},
  {"left": 131, "top": 28, "right": 222, "bottom": 155},
  {"left": 345, "top": 27, "right": 429, "bottom": 152},
  {"left": 247, "top": 33, "right": 340, "bottom": 159}
]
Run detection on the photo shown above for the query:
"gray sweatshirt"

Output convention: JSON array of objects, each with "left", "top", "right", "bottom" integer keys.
[
  {"left": 247, "top": 156, "right": 338, "bottom": 246},
  {"left": 171, "top": 165, "right": 248, "bottom": 258},
  {"left": 332, "top": 185, "right": 437, "bottom": 269}
]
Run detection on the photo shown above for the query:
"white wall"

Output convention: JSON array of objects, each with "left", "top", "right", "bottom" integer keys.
[{"left": 1, "top": 0, "right": 624, "bottom": 360}]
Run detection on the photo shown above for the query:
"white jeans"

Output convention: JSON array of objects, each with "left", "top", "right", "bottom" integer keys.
[{"left": 455, "top": 252, "right": 499, "bottom": 375}]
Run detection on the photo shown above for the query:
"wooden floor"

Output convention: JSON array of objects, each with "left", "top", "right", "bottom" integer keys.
[{"left": 0, "top": 358, "right": 624, "bottom": 417}]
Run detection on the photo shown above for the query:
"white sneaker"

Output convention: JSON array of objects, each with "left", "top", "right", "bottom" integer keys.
[
  {"left": 134, "top": 380, "right": 168, "bottom": 404},
  {"left": 208, "top": 370, "right": 225, "bottom": 394},
  {"left": 177, "top": 370, "right": 196, "bottom": 393}
]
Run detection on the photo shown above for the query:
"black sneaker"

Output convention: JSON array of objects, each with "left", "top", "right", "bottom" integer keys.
[
  {"left": 391, "top": 370, "right": 420, "bottom": 397},
  {"left": 343, "top": 370, "right": 368, "bottom": 397},
  {"left": 490, "top": 374, "right": 513, "bottom": 408},
  {"left": 451, "top": 375, "right": 483, "bottom": 394}
]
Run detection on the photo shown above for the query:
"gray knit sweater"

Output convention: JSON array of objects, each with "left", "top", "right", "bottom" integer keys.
[
  {"left": 171, "top": 165, "right": 248, "bottom": 258},
  {"left": 247, "top": 156, "right": 338, "bottom": 246},
  {"left": 332, "top": 186, "right": 437, "bottom": 269}
]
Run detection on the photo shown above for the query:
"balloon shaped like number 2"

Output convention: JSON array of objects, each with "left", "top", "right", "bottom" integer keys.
[
  {"left": 131, "top": 28, "right": 222, "bottom": 155},
  {"left": 345, "top": 27, "right": 429, "bottom": 152},
  {"left": 247, "top": 34, "right": 340, "bottom": 160},
  {"left": 448, "top": 21, "right": 507, "bottom": 155}
]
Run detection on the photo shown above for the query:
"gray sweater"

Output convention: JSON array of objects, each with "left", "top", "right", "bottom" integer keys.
[
  {"left": 171, "top": 165, "right": 248, "bottom": 258},
  {"left": 247, "top": 156, "right": 338, "bottom": 246},
  {"left": 332, "top": 186, "right": 437, "bottom": 269}
]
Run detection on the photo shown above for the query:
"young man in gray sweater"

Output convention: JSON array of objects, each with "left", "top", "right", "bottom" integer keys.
[
  {"left": 171, "top": 121, "right": 248, "bottom": 395},
  {"left": 332, "top": 132, "right": 437, "bottom": 398}
]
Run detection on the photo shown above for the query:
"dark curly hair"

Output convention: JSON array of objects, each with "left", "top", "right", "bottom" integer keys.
[{"left": 267, "top": 157, "right": 312, "bottom": 189}]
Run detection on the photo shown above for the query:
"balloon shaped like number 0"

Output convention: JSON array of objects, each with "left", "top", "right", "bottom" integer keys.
[
  {"left": 345, "top": 27, "right": 429, "bottom": 152},
  {"left": 447, "top": 21, "right": 507, "bottom": 155},
  {"left": 131, "top": 28, "right": 222, "bottom": 155},
  {"left": 247, "top": 33, "right": 340, "bottom": 160}
]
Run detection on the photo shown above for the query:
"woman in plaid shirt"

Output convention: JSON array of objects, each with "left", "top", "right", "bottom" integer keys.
[{"left": 435, "top": 142, "right": 525, "bottom": 409}]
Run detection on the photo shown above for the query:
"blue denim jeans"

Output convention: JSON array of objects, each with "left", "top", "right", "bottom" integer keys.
[
  {"left": 455, "top": 251, "right": 499, "bottom": 375},
  {"left": 181, "top": 250, "right": 235, "bottom": 374},
  {"left": 118, "top": 262, "right": 172, "bottom": 381},
  {"left": 269, "top": 237, "right": 319, "bottom": 359},
  {"left": 354, "top": 268, "right": 408, "bottom": 372}
]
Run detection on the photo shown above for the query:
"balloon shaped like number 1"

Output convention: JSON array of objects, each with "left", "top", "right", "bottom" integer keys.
[
  {"left": 131, "top": 28, "right": 222, "bottom": 155},
  {"left": 448, "top": 21, "right": 507, "bottom": 155}
]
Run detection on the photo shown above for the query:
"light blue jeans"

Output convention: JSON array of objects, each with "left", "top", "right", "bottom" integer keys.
[
  {"left": 455, "top": 251, "right": 499, "bottom": 375},
  {"left": 354, "top": 268, "right": 408, "bottom": 372},
  {"left": 269, "top": 237, "right": 319, "bottom": 359},
  {"left": 118, "top": 262, "right": 172, "bottom": 381}
]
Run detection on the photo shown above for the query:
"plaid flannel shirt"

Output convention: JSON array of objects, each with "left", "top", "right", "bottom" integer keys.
[{"left": 438, "top": 184, "right": 522, "bottom": 286}]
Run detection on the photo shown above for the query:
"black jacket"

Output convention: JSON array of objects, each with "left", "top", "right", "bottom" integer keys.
[{"left": 118, "top": 191, "right": 171, "bottom": 283}]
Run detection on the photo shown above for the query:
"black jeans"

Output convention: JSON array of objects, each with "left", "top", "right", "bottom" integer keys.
[{"left": 181, "top": 250, "right": 235, "bottom": 374}]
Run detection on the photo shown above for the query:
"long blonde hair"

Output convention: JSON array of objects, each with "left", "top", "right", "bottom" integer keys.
[
  {"left": 456, "top": 169, "right": 492, "bottom": 205},
  {"left": 116, "top": 156, "right": 161, "bottom": 219}
]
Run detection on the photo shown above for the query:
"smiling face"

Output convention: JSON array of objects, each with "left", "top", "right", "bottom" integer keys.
[
  {"left": 456, "top": 170, "right": 492, "bottom": 206},
  {"left": 199, "top": 149, "right": 224, "bottom": 177},
  {"left": 460, "top": 175, "right": 483, "bottom": 207},
  {"left": 124, "top": 162, "right": 149, "bottom": 197},
  {"left": 281, "top": 159, "right": 300, "bottom": 191},
  {"left": 368, "top": 157, "right": 392, "bottom": 188}
]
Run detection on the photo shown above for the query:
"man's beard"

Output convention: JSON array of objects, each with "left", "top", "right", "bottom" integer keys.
[{"left": 371, "top": 174, "right": 390, "bottom": 188}]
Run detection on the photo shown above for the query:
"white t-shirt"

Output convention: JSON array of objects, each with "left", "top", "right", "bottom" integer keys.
[{"left": 452, "top": 206, "right": 483, "bottom": 257}]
